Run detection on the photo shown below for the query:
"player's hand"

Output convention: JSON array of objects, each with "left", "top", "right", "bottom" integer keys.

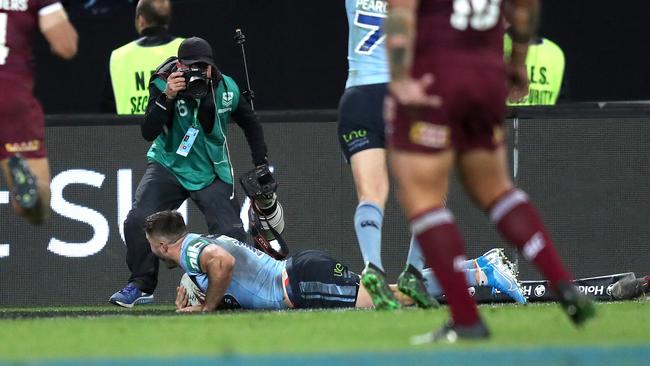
[
  {"left": 176, "top": 305, "right": 203, "bottom": 313},
  {"left": 507, "top": 63, "right": 529, "bottom": 102},
  {"left": 175, "top": 286, "right": 189, "bottom": 310},
  {"left": 165, "top": 72, "right": 186, "bottom": 99},
  {"left": 388, "top": 74, "right": 442, "bottom": 108}
]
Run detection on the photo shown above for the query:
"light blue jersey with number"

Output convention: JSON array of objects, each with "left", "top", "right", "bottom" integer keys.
[
  {"left": 345, "top": 0, "right": 390, "bottom": 88},
  {"left": 179, "top": 233, "right": 287, "bottom": 310}
]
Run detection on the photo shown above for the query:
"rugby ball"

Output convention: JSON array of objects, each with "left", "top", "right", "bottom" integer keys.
[{"left": 179, "top": 273, "right": 205, "bottom": 306}]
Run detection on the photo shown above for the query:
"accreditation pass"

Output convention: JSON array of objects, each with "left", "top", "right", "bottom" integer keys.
[{"left": 176, "top": 127, "right": 199, "bottom": 157}]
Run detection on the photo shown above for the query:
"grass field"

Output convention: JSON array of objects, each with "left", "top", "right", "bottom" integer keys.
[{"left": 0, "top": 301, "right": 648, "bottom": 365}]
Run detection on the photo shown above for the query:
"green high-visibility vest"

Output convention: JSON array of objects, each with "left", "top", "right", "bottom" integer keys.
[
  {"left": 147, "top": 75, "right": 241, "bottom": 190},
  {"left": 109, "top": 37, "right": 184, "bottom": 115},
  {"left": 504, "top": 35, "right": 565, "bottom": 106}
]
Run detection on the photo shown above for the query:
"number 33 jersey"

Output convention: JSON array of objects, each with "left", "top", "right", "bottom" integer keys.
[{"left": 416, "top": 0, "right": 504, "bottom": 60}]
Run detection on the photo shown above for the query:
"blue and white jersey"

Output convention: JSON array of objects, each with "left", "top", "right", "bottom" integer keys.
[
  {"left": 345, "top": 0, "right": 390, "bottom": 88},
  {"left": 179, "top": 233, "right": 287, "bottom": 310}
]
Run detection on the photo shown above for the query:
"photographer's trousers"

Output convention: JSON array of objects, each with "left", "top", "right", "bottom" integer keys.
[{"left": 124, "top": 162, "right": 246, "bottom": 293}]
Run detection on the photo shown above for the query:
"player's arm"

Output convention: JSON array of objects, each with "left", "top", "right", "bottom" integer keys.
[
  {"left": 198, "top": 245, "right": 235, "bottom": 312},
  {"left": 142, "top": 80, "right": 174, "bottom": 141},
  {"left": 385, "top": 0, "right": 440, "bottom": 107},
  {"left": 385, "top": 0, "right": 419, "bottom": 81},
  {"left": 504, "top": 0, "right": 540, "bottom": 66},
  {"left": 232, "top": 96, "right": 268, "bottom": 166},
  {"left": 504, "top": 0, "right": 539, "bottom": 101},
  {"left": 39, "top": 3, "right": 78, "bottom": 60}
]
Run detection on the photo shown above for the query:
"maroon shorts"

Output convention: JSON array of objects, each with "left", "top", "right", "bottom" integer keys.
[
  {"left": 0, "top": 86, "right": 47, "bottom": 160},
  {"left": 386, "top": 55, "right": 508, "bottom": 153}
]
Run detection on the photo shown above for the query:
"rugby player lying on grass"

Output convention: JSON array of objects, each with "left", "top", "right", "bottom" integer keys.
[{"left": 144, "top": 210, "right": 525, "bottom": 312}]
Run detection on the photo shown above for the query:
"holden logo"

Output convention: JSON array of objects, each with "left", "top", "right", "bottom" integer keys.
[
  {"left": 606, "top": 284, "right": 614, "bottom": 296},
  {"left": 534, "top": 284, "right": 546, "bottom": 297}
]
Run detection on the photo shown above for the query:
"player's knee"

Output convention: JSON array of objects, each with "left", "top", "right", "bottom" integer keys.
[{"left": 469, "top": 184, "right": 514, "bottom": 211}]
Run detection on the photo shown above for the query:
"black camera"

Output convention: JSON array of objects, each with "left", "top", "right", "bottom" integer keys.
[
  {"left": 239, "top": 165, "right": 278, "bottom": 200},
  {"left": 178, "top": 66, "right": 209, "bottom": 99}
]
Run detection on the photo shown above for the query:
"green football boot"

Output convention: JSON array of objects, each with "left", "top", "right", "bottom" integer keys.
[
  {"left": 361, "top": 263, "right": 400, "bottom": 310},
  {"left": 398, "top": 265, "right": 439, "bottom": 309}
]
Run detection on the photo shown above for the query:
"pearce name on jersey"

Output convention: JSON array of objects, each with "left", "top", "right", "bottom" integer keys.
[
  {"left": 355, "top": 0, "right": 386, "bottom": 14},
  {"left": 0, "top": 0, "right": 29, "bottom": 12}
]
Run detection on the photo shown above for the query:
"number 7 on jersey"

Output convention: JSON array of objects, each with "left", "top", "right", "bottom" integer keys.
[{"left": 354, "top": 10, "right": 386, "bottom": 55}]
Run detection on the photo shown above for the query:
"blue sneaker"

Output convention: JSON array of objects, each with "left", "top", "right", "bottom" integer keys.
[
  {"left": 483, "top": 260, "right": 527, "bottom": 304},
  {"left": 476, "top": 248, "right": 506, "bottom": 268},
  {"left": 109, "top": 283, "right": 154, "bottom": 308}
]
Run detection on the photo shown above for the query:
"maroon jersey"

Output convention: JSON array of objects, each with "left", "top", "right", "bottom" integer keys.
[
  {"left": 386, "top": 0, "right": 509, "bottom": 154},
  {"left": 415, "top": 0, "right": 505, "bottom": 63},
  {"left": 0, "top": 0, "right": 60, "bottom": 90}
]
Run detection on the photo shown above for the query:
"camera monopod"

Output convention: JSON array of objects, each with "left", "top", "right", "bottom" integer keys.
[{"left": 234, "top": 29, "right": 255, "bottom": 110}]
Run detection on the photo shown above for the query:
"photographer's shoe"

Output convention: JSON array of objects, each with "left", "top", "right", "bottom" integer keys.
[
  {"left": 555, "top": 282, "right": 596, "bottom": 326},
  {"left": 362, "top": 263, "right": 400, "bottom": 310},
  {"left": 109, "top": 283, "right": 154, "bottom": 308},
  {"left": 397, "top": 265, "right": 439, "bottom": 309},
  {"left": 8, "top": 155, "right": 39, "bottom": 210}
]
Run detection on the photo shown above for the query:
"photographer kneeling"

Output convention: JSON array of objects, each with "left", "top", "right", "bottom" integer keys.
[{"left": 110, "top": 37, "right": 273, "bottom": 308}]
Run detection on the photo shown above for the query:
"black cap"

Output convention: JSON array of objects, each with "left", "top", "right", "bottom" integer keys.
[{"left": 178, "top": 37, "right": 217, "bottom": 69}]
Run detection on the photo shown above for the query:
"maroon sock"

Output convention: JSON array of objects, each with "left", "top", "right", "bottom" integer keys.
[
  {"left": 411, "top": 207, "right": 480, "bottom": 326},
  {"left": 489, "top": 189, "right": 572, "bottom": 288}
]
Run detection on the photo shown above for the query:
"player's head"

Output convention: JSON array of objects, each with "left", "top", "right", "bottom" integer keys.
[
  {"left": 135, "top": 0, "right": 172, "bottom": 35},
  {"left": 144, "top": 210, "right": 187, "bottom": 268}
]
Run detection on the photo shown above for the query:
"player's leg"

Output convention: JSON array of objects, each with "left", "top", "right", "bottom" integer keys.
[
  {"left": 338, "top": 83, "right": 399, "bottom": 310},
  {"left": 285, "top": 250, "right": 360, "bottom": 309},
  {"left": 0, "top": 156, "right": 51, "bottom": 224},
  {"left": 191, "top": 178, "right": 246, "bottom": 242},
  {"left": 22, "top": 157, "right": 51, "bottom": 223},
  {"left": 397, "top": 230, "right": 440, "bottom": 309},
  {"left": 0, "top": 94, "right": 50, "bottom": 225},
  {"left": 420, "top": 257, "right": 526, "bottom": 304},
  {"left": 390, "top": 149, "right": 487, "bottom": 337},
  {"left": 110, "top": 162, "right": 189, "bottom": 307},
  {"left": 458, "top": 147, "right": 594, "bottom": 325},
  {"left": 351, "top": 149, "right": 403, "bottom": 309},
  {"left": 350, "top": 148, "right": 389, "bottom": 271}
]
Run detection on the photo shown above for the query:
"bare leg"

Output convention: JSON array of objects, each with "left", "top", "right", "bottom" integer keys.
[
  {"left": 458, "top": 147, "right": 594, "bottom": 325},
  {"left": 390, "top": 148, "right": 481, "bottom": 326}
]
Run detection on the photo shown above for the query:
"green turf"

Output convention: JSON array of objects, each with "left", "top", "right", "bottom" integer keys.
[{"left": 0, "top": 302, "right": 648, "bottom": 361}]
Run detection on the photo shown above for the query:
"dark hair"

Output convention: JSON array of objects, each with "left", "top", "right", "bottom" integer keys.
[
  {"left": 144, "top": 210, "right": 186, "bottom": 240},
  {"left": 136, "top": 0, "right": 172, "bottom": 28}
]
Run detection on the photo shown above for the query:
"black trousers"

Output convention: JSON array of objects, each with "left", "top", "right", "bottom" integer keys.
[{"left": 125, "top": 162, "right": 246, "bottom": 293}]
